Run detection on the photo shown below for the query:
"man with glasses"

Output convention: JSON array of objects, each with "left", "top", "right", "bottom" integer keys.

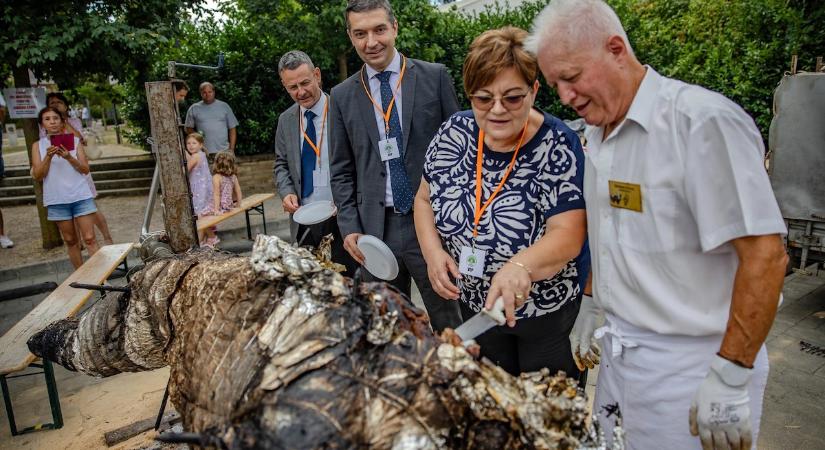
[{"left": 329, "top": 0, "right": 462, "bottom": 332}]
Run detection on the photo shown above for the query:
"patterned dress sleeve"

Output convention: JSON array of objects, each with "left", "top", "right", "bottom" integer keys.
[
  {"left": 538, "top": 120, "right": 586, "bottom": 222},
  {"left": 423, "top": 113, "right": 459, "bottom": 185}
]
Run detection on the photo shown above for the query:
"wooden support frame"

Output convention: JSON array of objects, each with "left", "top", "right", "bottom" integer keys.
[{"left": 145, "top": 81, "right": 199, "bottom": 253}]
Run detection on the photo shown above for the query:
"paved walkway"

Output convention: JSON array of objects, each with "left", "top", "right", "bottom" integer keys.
[{"left": 760, "top": 267, "right": 825, "bottom": 449}]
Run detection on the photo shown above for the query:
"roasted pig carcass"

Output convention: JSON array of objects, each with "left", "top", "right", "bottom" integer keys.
[{"left": 28, "top": 235, "right": 617, "bottom": 449}]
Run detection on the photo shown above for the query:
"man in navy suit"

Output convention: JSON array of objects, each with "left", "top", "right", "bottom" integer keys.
[{"left": 329, "top": 0, "right": 462, "bottom": 331}]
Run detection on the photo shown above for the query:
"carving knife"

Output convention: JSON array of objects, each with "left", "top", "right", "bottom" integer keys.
[{"left": 455, "top": 297, "right": 506, "bottom": 345}]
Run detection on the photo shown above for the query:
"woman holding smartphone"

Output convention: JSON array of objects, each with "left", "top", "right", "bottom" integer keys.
[
  {"left": 39, "top": 92, "right": 114, "bottom": 245},
  {"left": 32, "top": 106, "right": 99, "bottom": 268}
]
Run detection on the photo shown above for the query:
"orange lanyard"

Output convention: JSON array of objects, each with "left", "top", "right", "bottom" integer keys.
[
  {"left": 298, "top": 97, "right": 329, "bottom": 167},
  {"left": 360, "top": 55, "right": 407, "bottom": 135},
  {"left": 472, "top": 120, "right": 530, "bottom": 238}
]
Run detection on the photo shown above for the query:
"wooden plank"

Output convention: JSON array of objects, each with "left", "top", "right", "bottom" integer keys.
[
  {"left": 196, "top": 192, "right": 274, "bottom": 232},
  {"left": 0, "top": 243, "right": 135, "bottom": 375}
]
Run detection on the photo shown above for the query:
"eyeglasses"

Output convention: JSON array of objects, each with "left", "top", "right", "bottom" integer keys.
[{"left": 469, "top": 91, "right": 531, "bottom": 111}]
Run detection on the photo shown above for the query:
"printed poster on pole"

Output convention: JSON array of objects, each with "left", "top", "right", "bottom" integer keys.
[{"left": 2, "top": 87, "right": 47, "bottom": 119}]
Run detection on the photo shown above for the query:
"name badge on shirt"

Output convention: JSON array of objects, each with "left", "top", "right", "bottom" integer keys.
[
  {"left": 459, "top": 245, "right": 486, "bottom": 278},
  {"left": 313, "top": 168, "right": 329, "bottom": 187},
  {"left": 378, "top": 137, "right": 401, "bottom": 161},
  {"left": 608, "top": 180, "right": 643, "bottom": 212}
]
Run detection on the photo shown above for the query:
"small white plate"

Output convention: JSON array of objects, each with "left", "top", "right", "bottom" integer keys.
[
  {"left": 357, "top": 235, "right": 399, "bottom": 281},
  {"left": 293, "top": 201, "right": 336, "bottom": 225}
]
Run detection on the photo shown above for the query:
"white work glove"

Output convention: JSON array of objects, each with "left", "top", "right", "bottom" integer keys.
[
  {"left": 569, "top": 294, "right": 604, "bottom": 371},
  {"left": 689, "top": 355, "right": 753, "bottom": 450}
]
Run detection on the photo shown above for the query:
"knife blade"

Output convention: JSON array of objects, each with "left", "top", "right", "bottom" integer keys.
[{"left": 455, "top": 297, "right": 506, "bottom": 344}]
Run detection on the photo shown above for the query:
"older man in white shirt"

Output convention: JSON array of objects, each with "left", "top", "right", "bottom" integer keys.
[{"left": 528, "top": 1, "right": 788, "bottom": 449}]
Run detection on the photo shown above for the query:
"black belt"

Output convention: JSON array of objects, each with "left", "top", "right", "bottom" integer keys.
[{"left": 385, "top": 207, "right": 411, "bottom": 216}]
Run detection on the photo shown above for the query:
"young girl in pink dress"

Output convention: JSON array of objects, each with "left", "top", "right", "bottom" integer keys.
[
  {"left": 211, "top": 151, "right": 243, "bottom": 214},
  {"left": 184, "top": 133, "right": 218, "bottom": 247}
]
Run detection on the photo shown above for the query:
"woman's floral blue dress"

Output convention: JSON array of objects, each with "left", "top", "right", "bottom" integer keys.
[{"left": 423, "top": 111, "right": 590, "bottom": 319}]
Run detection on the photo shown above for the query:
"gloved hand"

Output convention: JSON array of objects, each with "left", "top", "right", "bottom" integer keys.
[
  {"left": 689, "top": 355, "right": 753, "bottom": 450},
  {"left": 569, "top": 294, "right": 604, "bottom": 371}
]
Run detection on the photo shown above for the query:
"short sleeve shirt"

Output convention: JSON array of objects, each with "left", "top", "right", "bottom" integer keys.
[
  {"left": 424, "top": 111, "right": 589, "bottom": 319},
  {"left": 584, "top": 67, "right": 786, "bottom": 336},
  {"left": 184, "top": 99, "right": 239, "bottom": 154}
]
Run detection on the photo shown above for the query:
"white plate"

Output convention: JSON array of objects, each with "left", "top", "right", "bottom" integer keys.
[
  {"left": 293, "top": 201, "right": 336, "bottom": 225},
  {"left": 357, "top": 235, "right": 399, "bottom": 281}
]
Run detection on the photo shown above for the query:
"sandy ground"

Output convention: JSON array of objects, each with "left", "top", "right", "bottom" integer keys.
[
  {"left": 1, "top": 191, "right": 286, "bottom": 271},
  {"left": 0, "top": 367, "right": 171, "bottom": 450},
  {"left": 1, "top": 194, "right": 160, "bottom": 269}
]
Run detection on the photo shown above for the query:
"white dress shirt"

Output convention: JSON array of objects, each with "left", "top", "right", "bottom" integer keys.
[
  {"left": 300, "top": 92, "right": 333, "bottom": 204},
  {"left": 584, "top": 67, "right": 786, "bottom": 336},
  {"left": 365, "top": 50, "right": 403, "bottom": 208}
]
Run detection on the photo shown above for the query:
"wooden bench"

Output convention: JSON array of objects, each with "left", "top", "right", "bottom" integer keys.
[
  {"left": 196, "top": 192, "right": 275, "bottom": 239},
  {"left": 0, "top": 243, "right": 134, "bottom": 436}
]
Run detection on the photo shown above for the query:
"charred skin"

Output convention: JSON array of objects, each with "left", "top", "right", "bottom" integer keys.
[{"left": 28, "top": 236, "right": 593, "bottom": 449}]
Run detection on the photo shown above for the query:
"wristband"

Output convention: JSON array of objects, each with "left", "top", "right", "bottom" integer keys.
[{"left": 506, "top": 260, "right": 532, "bottom": 275}]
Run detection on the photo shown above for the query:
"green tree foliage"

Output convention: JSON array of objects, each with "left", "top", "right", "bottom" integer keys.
[
  {"left": 609, "top": 0, "right": 813, "bottom": 139},
  {"left": 0, "top": 0, "right": 203, "bottom": 85},
  {"left": 427, "top": 1, "right": 566, "bottom": 117},
  {"left": 124, "top": 0, "right": 823, "bottom": 155},
  {"left": 0, "top": 0, "right": 199, "bottom": 249}
]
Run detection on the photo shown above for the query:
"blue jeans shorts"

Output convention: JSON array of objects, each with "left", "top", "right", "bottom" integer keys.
[{"left": 47, "top": 198, "right": 98, "bottom": 221}]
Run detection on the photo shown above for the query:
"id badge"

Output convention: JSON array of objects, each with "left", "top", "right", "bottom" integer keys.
[
  {"left": 608, "top": 180, "right": 643, "bottom": 212},
  {"left": 313, "top": 168, "right": 329, "bottom": 187},
  {"left": 378, "top": 137, "right": 401, "bottom": 161},
  {"left": 459, "top": 245, "right": 486, "bottom": 278}
]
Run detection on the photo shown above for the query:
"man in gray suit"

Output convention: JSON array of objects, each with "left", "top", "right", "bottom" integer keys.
[
  {"left": 274, "top": 50, "right": 356, "bottom": 276},
  {"left": 329, "top": 0, "right": 462, "bottom": 331}
]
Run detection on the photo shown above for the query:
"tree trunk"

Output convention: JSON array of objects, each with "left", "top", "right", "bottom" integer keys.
[
  {"left": 12, "top": 65, "right": 63, "bottom": 250},
  {"left": 27, "top": 236, "right": 601, "bottom": 449},
  {"left": 337, "top": 51, "right": 349, "bottom": 83}
]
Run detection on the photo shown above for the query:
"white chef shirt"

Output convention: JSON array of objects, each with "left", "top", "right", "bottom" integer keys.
[
  {"left": 584, "top": 67, "right": 786, "bottom": 336},
  {"left": 365, "top": 50, "right": 403, "bottom": 208},
  {"left": 300, "top": 92, "right": 333, "bottom": 204}
]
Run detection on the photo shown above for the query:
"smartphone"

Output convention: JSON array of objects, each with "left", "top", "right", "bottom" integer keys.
[{"left": 49, "top": 133, "right": 75, "bottom": 151}]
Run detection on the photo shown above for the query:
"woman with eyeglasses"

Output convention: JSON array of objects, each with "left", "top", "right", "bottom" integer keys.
[{"left": 414, "top": 27, "right": 589, "bottom": 377}]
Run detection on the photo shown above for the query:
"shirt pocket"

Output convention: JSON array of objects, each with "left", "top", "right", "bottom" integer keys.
[{"left": 617, "top": 187, "right": 681, "bottom": 252}]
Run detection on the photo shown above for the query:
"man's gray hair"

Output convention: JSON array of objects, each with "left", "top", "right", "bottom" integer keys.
[
  {"left": 345, "top": 0, "right": 396, "bottom": 29},
  {"left": 199, "top": 81, "right": 214, "bottom": 91},
  {"left": 525, "top": 0, "right": 633, "bottom": 56},
  {"left": 278, "top": 50, "right": 315, "bottom": 74}
]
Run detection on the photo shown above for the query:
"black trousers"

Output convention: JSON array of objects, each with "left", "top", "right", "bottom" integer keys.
[
  {"left": 361, "top": 210, "right": 462, "bottom": 332},
  {"left": 297, "top": 216, "right": 358, "bottom": 278},
  {"left": 459, "top": 298, "right": 582, "bottom": 380}
]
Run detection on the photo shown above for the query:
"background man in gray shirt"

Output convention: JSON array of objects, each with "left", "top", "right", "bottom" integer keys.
[{"left": 185, "top": 81, "right": 239, "bottom": 154}]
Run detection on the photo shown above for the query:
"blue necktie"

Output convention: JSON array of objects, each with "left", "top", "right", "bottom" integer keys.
[
  {"left": 375, "top": 71, "right": 413, "bottom": 214},
  {"left": 301, "top": 109, "right": 317, "bottom": 199}
]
